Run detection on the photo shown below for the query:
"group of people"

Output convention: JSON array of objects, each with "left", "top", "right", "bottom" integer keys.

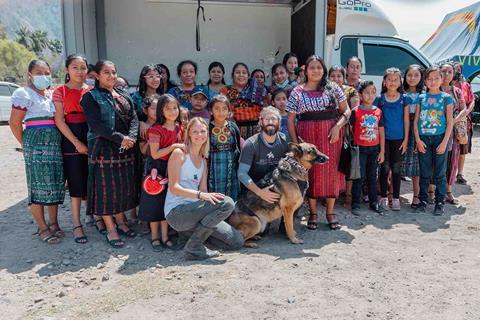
[{"left": 9, "top": 51, "right": 475, "bottom": 260}]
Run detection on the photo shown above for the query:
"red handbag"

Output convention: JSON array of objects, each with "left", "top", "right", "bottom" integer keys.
[{"left": 142, "top": 168, "right": 168, "bottom": 195}]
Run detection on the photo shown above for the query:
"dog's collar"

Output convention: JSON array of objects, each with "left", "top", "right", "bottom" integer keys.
[{"left": 284, "top": 155, "right": 308, "bottom": 180}]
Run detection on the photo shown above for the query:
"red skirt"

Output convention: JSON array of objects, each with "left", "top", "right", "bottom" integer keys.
[{"left": 297, "top": 119, "right": 345, "bottom": 198}]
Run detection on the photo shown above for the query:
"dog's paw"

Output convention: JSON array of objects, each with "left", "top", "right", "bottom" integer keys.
[
  {"left": 290, "top": 238, "right": 304, "bottom": 244},
  {"left": 244, "top": 241, "right": 259, "bottom": 248},
  {"left": 251, "top": 235, "right": 262, "bottom": 241}
]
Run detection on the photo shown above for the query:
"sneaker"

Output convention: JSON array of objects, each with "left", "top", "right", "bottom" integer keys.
[
  {"left": 433, "top": 202, "right": 445, "bottom": 216},
  {"left": 391, "top": 198, "right": 401, "bottom": 211},
  {"left": 416, "top": 201, "right": 427, "bottom": 213},
  {"left": 351, "top": 204, "right": 362, "bottom": 216},
  {"left": 369, "top": 202, "right": 383, "bottom": 214},
  {"left": 379, "top": 197, "right": 389, "bottom": 211}
]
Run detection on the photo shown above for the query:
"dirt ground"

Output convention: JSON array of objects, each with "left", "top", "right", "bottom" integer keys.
[{"left": 0, "top": 125, "right": 479, "bottom": 320}]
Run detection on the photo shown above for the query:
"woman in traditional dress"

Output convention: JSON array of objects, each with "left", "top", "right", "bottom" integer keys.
[
  {"left": 81, "top": 60, "right": 139, "bottom": 248},
  {"left": 287, "top": 55, "right": 350, "bottom": 230},
  {"left": 10, "top": 60, "right": 65, "bottom": 244}
]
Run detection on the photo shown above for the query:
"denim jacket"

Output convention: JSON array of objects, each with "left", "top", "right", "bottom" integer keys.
[{"left": 81, "top": 87, "right": 138, "bottom": 144}]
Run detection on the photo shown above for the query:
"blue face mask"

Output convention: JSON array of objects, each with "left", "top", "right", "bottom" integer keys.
[
  {"left": 85, "top": 78, "right": 96, "bottom": 87},
  {"left": 31, "top": 75, "right": 52, "bottom": 90}
]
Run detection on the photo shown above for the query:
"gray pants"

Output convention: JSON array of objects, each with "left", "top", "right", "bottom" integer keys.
[{"left": 166, "top": 197, "right": 244, "bottom": 250}]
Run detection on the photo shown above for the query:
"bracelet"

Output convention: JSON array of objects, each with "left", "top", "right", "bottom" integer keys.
[{"left": 197, "top": 191, "right": 202, "bottom": 200}]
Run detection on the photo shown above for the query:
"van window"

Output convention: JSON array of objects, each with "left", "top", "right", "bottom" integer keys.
[
  {"left": 0, "top": 85, "right": 11, "bottom": 97},
  {"left": 363, "top": 44, "right": 426, "bottom": 76},
  {"left": 340, "top": 37, "right": 358, "bottom": 67}
]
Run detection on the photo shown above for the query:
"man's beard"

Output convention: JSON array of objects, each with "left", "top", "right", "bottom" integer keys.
[{"left": 262, "top": 124, "right": 278, "bottom": 136}]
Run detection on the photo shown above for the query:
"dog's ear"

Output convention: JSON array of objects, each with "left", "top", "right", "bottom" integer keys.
[{"left": 288, "top": 142, "right": 303, "bottom": 158}]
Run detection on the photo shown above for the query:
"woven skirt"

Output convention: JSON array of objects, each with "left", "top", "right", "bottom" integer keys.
[
  {"left": 297, "top": 119, "right": 345, "bottom": 198},
  {"left": 402, "top": 125, "right": 420, "bottom": 177},
  {"left": 23, "top": 127, "right": 65, "bottom": 205},
  {"left": 87, "top": 138, "right": 139, "bottom": 216},
  {"left": 237, "top": 121, "right": 259, "bottom": 140}
]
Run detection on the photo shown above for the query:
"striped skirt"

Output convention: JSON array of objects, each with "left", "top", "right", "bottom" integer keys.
[
  {"left": 297, "top": 119, "right": 345, "bottom": 198},
  {"left": 237, "top": 121, "right": 259, "bottom": 140},
  {"left": 23, "top": 127, "right": 65, "bottom": 205},
  {"left": 402, "top": 124, "right": 420, "bottom": 177},
  {"left": 446, "top": 137, "right": 459, "bottom": 186},
  {"left": 87, "top": 138, "right": 139, "bottom": 216},
  {"left": 208, "top": 150, "right": 240, "bottom": 201}
]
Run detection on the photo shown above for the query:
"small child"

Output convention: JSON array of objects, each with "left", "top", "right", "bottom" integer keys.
[
  {"left": 402, "top": 64, "right": 424, "bottom": 208},
  {"left": 208, "top": 95, "right": 241, "bottom": 200},
  {"left": 414, "top": 66, "right": 454, "bottom": 215},
  {"left": 283, "top": 52, "right": 299, "bottom": 85},
  {"left": 350, "top": 81, "right": 385, "bottom": 215},
  {"left": 375, "top": 67, "right": 409, "bottom": 211},
  {"left": 139, "top": 95, "right": 160, "bottom": 156},
  {"left": 138, "top": 94, "right": 184, "bottom": 251},
  {"left": 271, "top": 88, "right": 291, "bottom": 141},
  {"left": 189, "top": 86, "right": 210, "bottom": 123},
  {"left": 179, "top": 106, "right": 190, "bottom": 130}
]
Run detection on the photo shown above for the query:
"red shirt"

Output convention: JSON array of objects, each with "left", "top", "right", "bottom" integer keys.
[
  {"left": 52, "top": 85, "right": 92, "bottom": 114},
  {"left": 147, "top": 124, "right": 183, "bottom": 160},
  {"left": 351, "top": 106, "right": 384, "bottom": 147}
]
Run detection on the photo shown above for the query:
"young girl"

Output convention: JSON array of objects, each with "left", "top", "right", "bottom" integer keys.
[
  {"left": 402, "top": 65, "right": 424, "bottom": 208},
  {"left": 138, "top": 94, "right": 184, "bottom": 250},
  {"left": 350, "top": 81, "right": 385, "bottom": 215},
  {"left": 376, "top": 67, "right": 409, "bottom": 211},
  {"left": 283, "top": 52, "right": 299, "bottom": 85},
  {"left": 414, "top": 66, "right": 454, "bottom": 215},
  {"left": 440, "top": 62, "right": 468, "bottom": 205},
  {"left": 53, "top": 54, "right": 91, "bottom": 244},
  {"left": 179, "top": 106, "right": 190, "bottom": 130},
  {"left": 208, "top": 95, "right": 241, "bottom": 201},
  {"left": 139, "top": 95, "right": 160, "bottom": 157},
  {"left": 131, "top": 65, "right": 163, "bottom": 121},
  {"left": 271, "top": 88, "right": 291, "bottom": 141},
  {"left": 270, "top": 63, "right": 294, "bottom": 98}
]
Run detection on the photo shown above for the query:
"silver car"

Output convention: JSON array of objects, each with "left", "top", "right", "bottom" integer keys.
[{"left": 0, "top": 82, "right": 21, "bottom": 123}]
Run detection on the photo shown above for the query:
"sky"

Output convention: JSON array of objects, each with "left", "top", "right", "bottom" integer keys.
[{"left": 376, "top": 0, "right": 479, "bottom": 49}]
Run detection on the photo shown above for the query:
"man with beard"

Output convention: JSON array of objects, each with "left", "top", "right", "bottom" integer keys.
[{"left": 238, "top": 106, "right": 289, "bottom": 204}]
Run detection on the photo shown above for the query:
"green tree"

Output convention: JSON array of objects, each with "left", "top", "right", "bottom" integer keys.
[
  {"left": 15, "top": 26, "right": 33, "bottom": 49},
  {"left": 48, "top": 38, "right": 63, "bottom": 54},
  {"left": 0, "top": 39, "right": 37, "bottom": 82},
  {"left": 15, "top": 26, "right": 63, "bottom": 56},
  {"left": 29, "top": 29, "right": 50, "bottom": 55},
  {"left": 0, "top": 24, "right": 7, "bottom": 40}
]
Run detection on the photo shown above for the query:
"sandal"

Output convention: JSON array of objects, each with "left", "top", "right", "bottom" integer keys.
[
  {"left": 326, "top": 214, "right": 341, "bottom": 230},
  {"left": 446, "top": 192, "right": 458, "bottom": 205},
  {"left": 73, "top": 225, "right": 88, "bottom": 244},
  {"left": 94, "top": 218, "right": 107, "bottom": 235},
  {"left": 48, "top": 222, "right": 66, "bottom": 238},
  {"left": 161, "top": 238, "right": 176, "bottom": 250},
  {"left": 410, "top": 196, "right": 420, "bottom": 209},
  {"left": 38, "top": 228, "right": 61, "bottom": 244},
  {"left": 150, "top": 238, "right": 162, "bottom": 252},
  {"left": 306, "top": 213, "right": 318, "bottom": 230},
  {"left": 387, "top": 193, "right": 393, "bottom": 208},
  {"left": 106, "top": 230, "right": 125, "bottom": 248},
  {"left": 456, "top": 174, "right": 467, "bottom": 185},
  {"left": 117, "top": 223, "right": 137, "bottom": 238}
]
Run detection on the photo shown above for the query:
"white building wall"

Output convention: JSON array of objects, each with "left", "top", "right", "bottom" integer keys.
[{"left": 103, "top": 0, "right": 291, "bottom": 85}]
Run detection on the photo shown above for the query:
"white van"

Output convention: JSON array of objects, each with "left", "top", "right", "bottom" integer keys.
[{"left": 0, "top": 82, "right": 20, "bottom": 123}]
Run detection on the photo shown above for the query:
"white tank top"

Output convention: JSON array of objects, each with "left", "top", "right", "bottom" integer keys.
[{"left": 164, "top": 154, "right": 205, "bottom": 216}]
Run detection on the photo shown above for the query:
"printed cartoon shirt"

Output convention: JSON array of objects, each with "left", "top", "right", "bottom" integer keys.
[
  {"left": 350, "top": 106, "right": 384, "bottom": 147},
  {"left": 417, "top": 92, "right": 453, "bottom": 136}
]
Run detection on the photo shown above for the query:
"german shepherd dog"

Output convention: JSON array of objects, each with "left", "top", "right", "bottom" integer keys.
[{"left": 228, "top": 142, "right": 329, "bottom": 246}]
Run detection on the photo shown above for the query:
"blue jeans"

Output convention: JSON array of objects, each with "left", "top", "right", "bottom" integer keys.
[
  {"left": 352, "top": 145, "right": 379, "bottom": 206},
  {"left": 418, "top": 135, "right": 447, "bottom": 204}
]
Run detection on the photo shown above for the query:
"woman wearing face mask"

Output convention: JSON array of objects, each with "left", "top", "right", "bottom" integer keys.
[{"left": 10, "top": 59, "right": 66, "bottom": 244}]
